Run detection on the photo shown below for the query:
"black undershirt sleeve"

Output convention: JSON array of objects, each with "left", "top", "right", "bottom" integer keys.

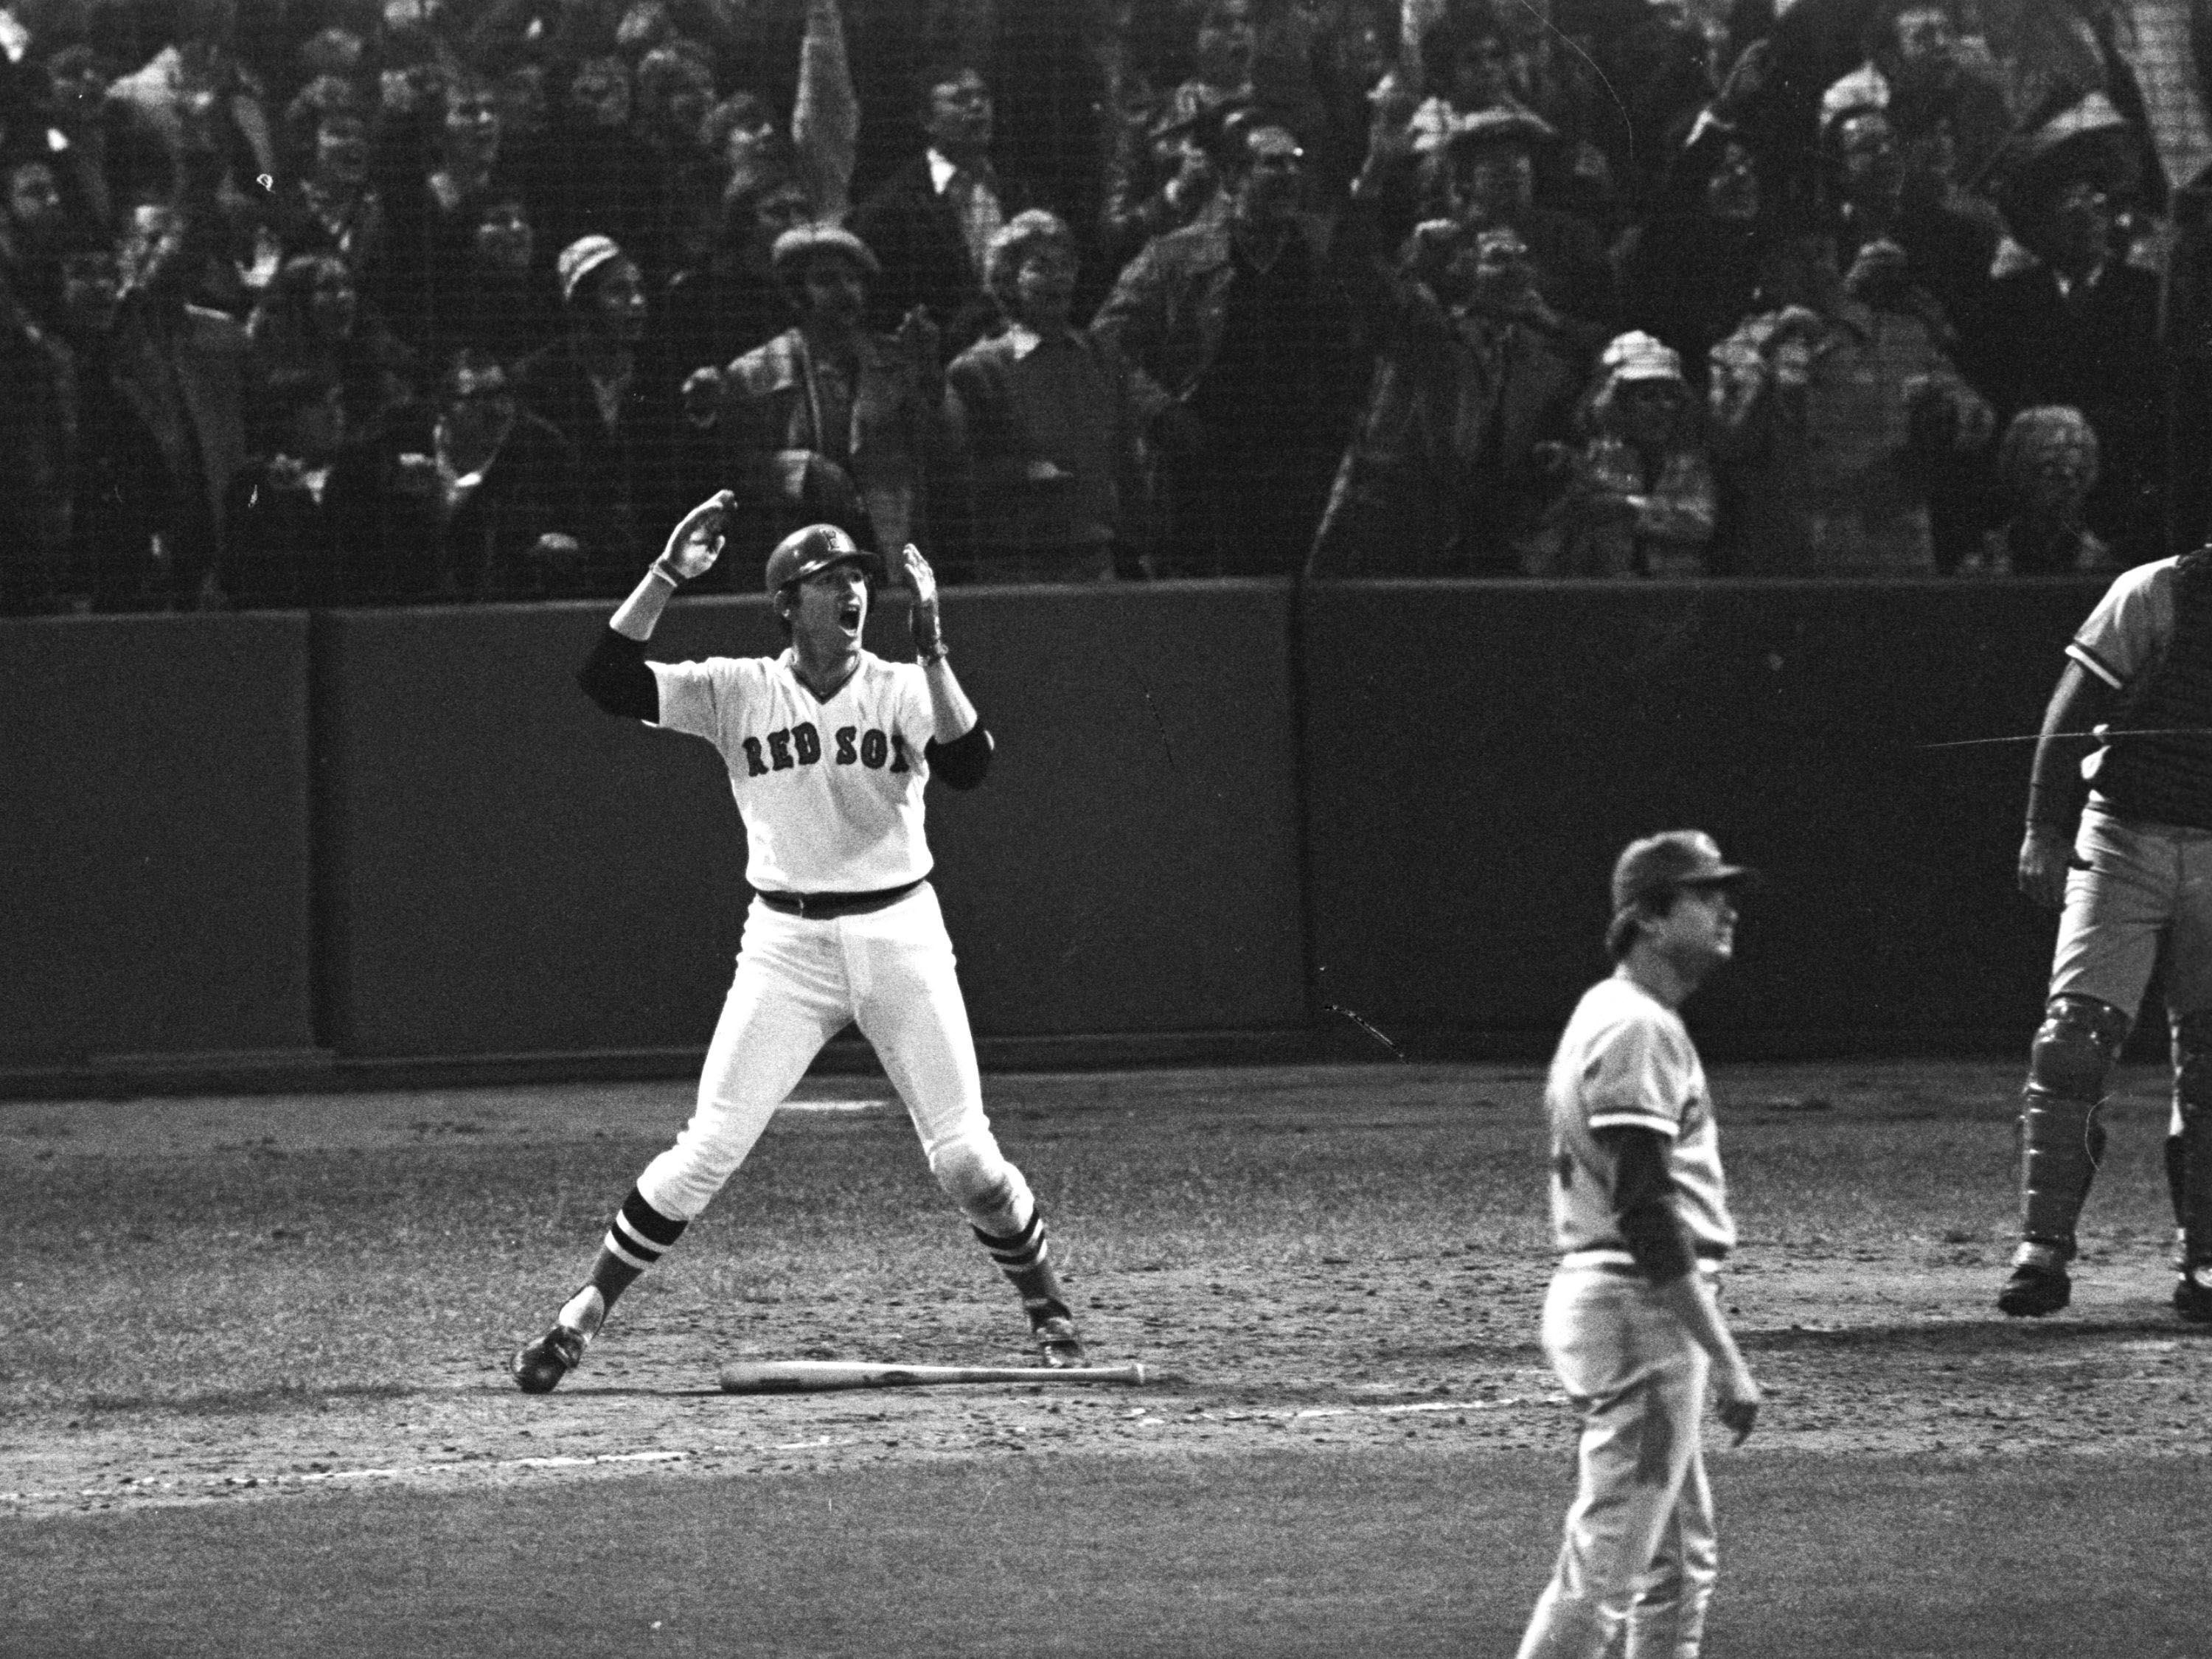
[
  {"left": 1594, "top": 1124, "right": 1697, "bottom": 1284},
  {"left": 925, "top": 724, "right": 993, "bottom": 790},
  {"left": 578, "top": 628, "right": 659, "bottom": 722}
]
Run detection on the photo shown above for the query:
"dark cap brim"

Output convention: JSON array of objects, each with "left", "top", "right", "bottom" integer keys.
[{"left": 1680, "top": 864, "right": 1760, "bottom": 892}]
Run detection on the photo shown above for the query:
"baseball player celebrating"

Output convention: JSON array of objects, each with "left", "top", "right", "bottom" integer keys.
[
  {"left": 510, "top": 493, "right": 1085, "bottom": 1392},
  {"left": 1514, "top": 831, "right": 1761, "bottom": 1659},
  {"left": 2000, "top": 547, "right": 2212, "bottom": 1323}
]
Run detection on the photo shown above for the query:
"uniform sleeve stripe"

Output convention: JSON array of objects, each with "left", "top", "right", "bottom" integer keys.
[
  {"left": 2066, "top": 641, "right": 2124, "bottom": 689},
  {"left": 1587, "top": 1111, "right": 1680, "bottom": 1137}
]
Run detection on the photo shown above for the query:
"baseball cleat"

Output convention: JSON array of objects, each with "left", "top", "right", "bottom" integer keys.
[
  {"left": 2174, "top": 1269, "right": 2212, "bottom": 1324},
  {"left": 1029, "top": 1312, "right": 1085, "bottom": 1369},
  {"left": 1997, "top": 1261, "right": 2071, "bottom": 1318},
  {"left": 511, "top": 1324, "right": 589, "bottom": 1394}
]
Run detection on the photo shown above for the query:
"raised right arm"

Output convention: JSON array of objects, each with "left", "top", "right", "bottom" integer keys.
[{"left": 577, "top": 491, "right": 733, "bottom": 720}]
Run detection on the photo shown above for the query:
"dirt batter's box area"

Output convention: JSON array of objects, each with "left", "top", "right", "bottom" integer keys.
[{"left": 4, "top": 1062, "right": 2208, "bottom": 1658}]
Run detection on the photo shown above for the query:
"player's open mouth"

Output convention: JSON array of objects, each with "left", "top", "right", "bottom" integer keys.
[{"left": 837, "top": 601, "right": 862, "bottom": 630}]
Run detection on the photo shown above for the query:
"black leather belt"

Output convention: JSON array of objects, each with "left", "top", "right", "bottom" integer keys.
[{"left": 755, "top": 879, "right": 923, "bottom": 919}]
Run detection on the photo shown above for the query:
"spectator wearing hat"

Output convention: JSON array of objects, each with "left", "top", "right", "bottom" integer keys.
[
  {"left": 511, "top": 232, "right": 672, "bottom": 589},
  {"left": 682, "top": 222, "right": 946, "bottom": 588},
  {"left": 1093, "top": 114, "right": 1360, "bottom": 577},
  {"left": 848, "top": 63, "right": 1050, "bottom": 361},
  {"left": 1349, "top": 11, "right": 1528, "bottom": 250},
  {"left": 1958, "top": 406, "right": 2115, "bottom": 577},
  {"left": 1708, "top": 231, "right": 1991, "bottom": 575},
  {"left": 1099, "top": 86, "right": 1234, "bottom": 278},
  {"left": 1957, "top": 96, "right": 2166, "bottom": 561},
  {"left": 1421, "top": 107, "right": 1614, "bottom": 337},
  {"left": 1308, "top": 220, "right": 1582, "bottom": 577},
  {"left": 943, "top": 209, "right": 1147, "bottom": 583},
  {"left": 1817, "top": 1, "right": 2010, "bottom": 196},
  {"left": 662, "top": 170, "right": 811, "bottom": 391},
  {"left": 1531, "top": 330, "right": 1718, "bottom": 577}
]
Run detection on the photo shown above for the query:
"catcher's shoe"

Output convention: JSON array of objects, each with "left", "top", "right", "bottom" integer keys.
[
  {"left": 511, "top": 1323, "right": 589, "bottom": 1394},
  {"left": 1029, "top": 1310, "right": 1085, "bottom": 1369},
  {"left": 1997, "top": 1260, "right": 2071, "bottom": 1318},
  {"left": 2174, "top": 1268, "right": 2212, "bottom": 1324}
]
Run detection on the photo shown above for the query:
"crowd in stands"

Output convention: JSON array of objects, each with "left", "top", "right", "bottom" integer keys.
[{"left": 1, "top": 0, "right": 2207, "bottom": 611}]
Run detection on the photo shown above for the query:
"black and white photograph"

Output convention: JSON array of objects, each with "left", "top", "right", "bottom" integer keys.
[{"left": 5, "top": 0, "right": 2210, "bottom": 1652}]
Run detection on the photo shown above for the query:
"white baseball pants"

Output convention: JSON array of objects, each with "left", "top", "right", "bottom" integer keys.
[
  {"left": 1515, "top": 1260, "right": 1719, "bottom": 1659},
  {"left": 634, "top": 883, "right": 1032, "bottom": 1228}
]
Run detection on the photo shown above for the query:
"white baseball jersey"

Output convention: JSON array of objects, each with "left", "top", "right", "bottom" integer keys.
[
  {"left": 1545, "top": 974, "right": 1736, "bottom": 1260},
  {"left": 650, "top": 647, "right": 939, "bottom": 892}
]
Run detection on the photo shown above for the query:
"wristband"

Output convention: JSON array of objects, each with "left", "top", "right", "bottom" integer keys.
[
  {"left": 917, "top": 644, "right": 950, "bottom": 666},
  {"left": 648, "top": 560, "right": 683, "bottom": 588}
]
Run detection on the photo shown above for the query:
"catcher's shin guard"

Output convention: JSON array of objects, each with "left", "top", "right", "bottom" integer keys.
[
  {"left": 2017, "top": 995, "right": 2130, "bottom": 1258},
  {"left": 2171, "top": 1012, "right": 2212, "bottom": 1269}
]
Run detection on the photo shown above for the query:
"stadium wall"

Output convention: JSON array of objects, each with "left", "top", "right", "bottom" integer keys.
[
  {"left": 1, "top": 579, "right": 2106, "bottom": 1095},
  {"left": 0, "top": 614, "right": 319, "bottom": 1071}
]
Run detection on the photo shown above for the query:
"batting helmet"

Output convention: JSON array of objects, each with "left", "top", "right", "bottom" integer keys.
[{"left": 764, "top": 523, "right": 881, "bottom": 596}]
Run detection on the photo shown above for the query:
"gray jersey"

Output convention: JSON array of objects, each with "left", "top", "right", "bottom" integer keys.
[{"left": 1545, "top": 974, "right": 1736, "bottom": 1260}]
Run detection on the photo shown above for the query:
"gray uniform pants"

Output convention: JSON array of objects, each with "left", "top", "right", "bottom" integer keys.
[{"left": 1516, "top": 1260, "right": 1719, "bottom": 1659}]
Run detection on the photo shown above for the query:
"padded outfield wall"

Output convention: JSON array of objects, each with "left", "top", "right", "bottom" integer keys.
[
  {"left": 1298, "top": 577, "right": 2102, "bottom": 1054},
  {"left": 1, "top": 579, "right": 2105, "bottom": 1085},
  {"left": 0, "top": 613, "right": 318, "bottom": 1068},
  {"left": 312, "top": 582, "right": 1308, "bottom": 1059}
]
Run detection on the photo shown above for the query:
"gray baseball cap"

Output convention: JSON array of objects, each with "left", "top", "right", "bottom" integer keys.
[{"left": 1611, "top": 830, "right": 1758, "bottom": 914}]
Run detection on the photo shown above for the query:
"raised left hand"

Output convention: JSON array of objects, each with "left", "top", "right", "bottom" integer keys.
[{"left": 902, "top": 543, "right": 945, "bottom": 657}]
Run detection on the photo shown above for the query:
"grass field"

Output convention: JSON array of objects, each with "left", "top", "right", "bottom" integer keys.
[{"left": 4, "top": 1060, "right": 2209, "bottom": 1656}]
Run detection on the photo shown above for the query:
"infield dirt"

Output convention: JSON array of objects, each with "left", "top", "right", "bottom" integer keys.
[{"left": 4, "top": 1060, "right": 2209, "bottom": 1520}]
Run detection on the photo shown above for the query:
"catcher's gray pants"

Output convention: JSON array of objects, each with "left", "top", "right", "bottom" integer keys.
[
  {"left": 2052, "top": 807, "right": 2212, "bottom": 1035},
  {"left": 1516, "top": 1259, "right": 1719, "bottom": 1659},
  {"left": 635, "top": 884, "right": 1034, "bottom": 1231}
]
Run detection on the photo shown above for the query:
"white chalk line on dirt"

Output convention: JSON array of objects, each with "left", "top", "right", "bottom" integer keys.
[{"left": 0, "top": 1396, "right": 1565, "bottom": 1507}]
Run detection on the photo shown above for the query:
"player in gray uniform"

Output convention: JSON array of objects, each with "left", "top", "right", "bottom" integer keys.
[
  {"left": 1514, "top": 831, "right": 1761, "bottom": 1659},
  {"left": 2000, "top": 547, "right": 2212, "bottom": 1322},
  {"left": 510, "top": 493, "right": 1085, "bottom": 1391}
]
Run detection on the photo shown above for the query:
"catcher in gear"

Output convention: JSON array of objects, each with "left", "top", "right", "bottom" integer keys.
[
  {"left": 509, "top": 498, "right": 1085, "bottom": 1392},
  {"left": 2000, "top": 546, "right": 2212, "bottom": 1322}
]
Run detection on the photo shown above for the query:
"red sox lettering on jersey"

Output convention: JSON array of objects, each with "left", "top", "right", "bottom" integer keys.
[{"left": 651, "top": 651, "right": 939, "bottom": 893}]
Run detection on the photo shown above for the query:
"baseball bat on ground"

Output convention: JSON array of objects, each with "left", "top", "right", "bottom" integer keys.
[{"left": 718, "top": 1360, "right": 1149, "bottom": 1394}]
